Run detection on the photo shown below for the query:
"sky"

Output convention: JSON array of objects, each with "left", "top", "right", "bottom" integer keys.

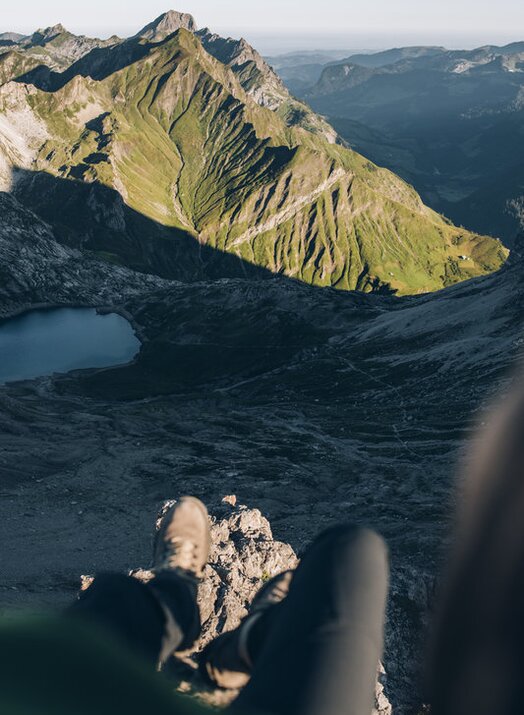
[{"left": 2, "top": 1, "right": 524, "bottom": 52}]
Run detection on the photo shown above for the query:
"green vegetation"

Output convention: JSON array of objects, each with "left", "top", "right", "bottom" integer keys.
[
  {"left": 0, "top": 50, "right": 40, "bottom": 85},
  {"left": 10, "top": 29, "right": 508, "bottom": 295}
]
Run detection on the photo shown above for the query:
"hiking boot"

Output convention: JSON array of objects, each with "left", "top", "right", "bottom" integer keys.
[
  {"left": 199, "top": 570, "right": 294, "bottom": 689},
  {"left": 153, "top": 497, "right": 211, "bottom": 582}
]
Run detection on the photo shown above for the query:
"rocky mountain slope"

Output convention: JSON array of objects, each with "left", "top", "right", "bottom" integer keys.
[
  {"left": 0, "top": 181, "right": 522, "bottom": 712},
  {"left": 0, "top": 11, "right": 335, "bottom": 142},
  {"left": 5, "top": 24, "right": 120, "bottom": 70},
  {"left": 300, "top": 42, "right": 524, "bottom": 245},
  {"left": 0, "top": 193, "right": 169, "bottom": 314},
  {"left": 0, "top": 13, "right": 507, "bottom": 295},
  {"left": 135, "top": 10, "right": 197, "bottom": 40},
  {"left": 195, "top": 29, "right": 336, "bottom": 139}
]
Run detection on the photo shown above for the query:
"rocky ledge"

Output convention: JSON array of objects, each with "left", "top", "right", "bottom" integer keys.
[{"left": 82, "top": 498, "right": 392, "bottom": 714}]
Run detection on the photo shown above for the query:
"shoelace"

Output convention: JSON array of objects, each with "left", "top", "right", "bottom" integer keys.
[{"left": 167, "top": 535, "right": 199, "bottom": 573}]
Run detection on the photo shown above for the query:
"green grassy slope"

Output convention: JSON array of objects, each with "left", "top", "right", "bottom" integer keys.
[
  {"left": 0, "top": 50, "right": 41, "bottom": 85},
  {"left": 8, "top": 29, "right": 508, "bottom": 294}
]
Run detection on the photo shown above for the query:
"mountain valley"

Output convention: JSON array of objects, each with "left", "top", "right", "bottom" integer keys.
[
  {"left": 0, "top": 185, "right": 523, "bottom": 711},
  {"left": 1, "top": 10, "right": 524, "bottom": 713},
  {"left": 283, "top": 42, "right": 524, "bottom": 246}
]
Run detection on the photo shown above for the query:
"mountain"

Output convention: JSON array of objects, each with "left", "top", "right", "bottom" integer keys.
[
  {"left": 0, "top": 32, "right": 26, "bottom": 45},
  {"left": 267, "top": 46, "right": 446, "bottom": 96},
  {"left": 267, "top": 50, "right": 355, "bottom": 68},
  {"left": 134, "top": 10, "right": 197, "bottom": 40},
  {"left": 301, "top": 42, "right": 524, "bottom": 246},
  {"left": 337, "top": 46, "right": 446, "bottom": 69},
  {"left": 195, "top": 29, "right": 337, "bottom": 140},
  {"left": 6, "top": 24, "right": 121, "bottom": 70},
  {"left": 0, "top": 13, "right": 336, "bottom": 142},
  {"left": 0, "top": 15, "right": 507, "bottom": 294},
  {"left": 263, "top": 50, "right": 357, "bottom": 96}
]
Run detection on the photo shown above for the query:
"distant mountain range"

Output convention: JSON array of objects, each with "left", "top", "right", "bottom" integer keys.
[
  {"left": 264, "top": 50, "right": 366, "bottom": 95},
  {"left": 284, "top": 42, "right": 524, "bottom": 246},
  {"left": 0, "top": 12, "right": 507, "bottom": 294}
]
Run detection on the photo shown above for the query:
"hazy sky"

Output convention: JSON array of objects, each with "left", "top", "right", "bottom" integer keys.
[{"left": 2, "top": 1, "right": 524, "bottom": 51}]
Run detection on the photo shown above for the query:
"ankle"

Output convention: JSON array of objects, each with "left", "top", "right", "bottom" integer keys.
[
  {"left": 239, "top": 607, "right": 275, "bottom": 666},
  {"left": 149, "top": 575, "right": 201, "bottom": 653}
]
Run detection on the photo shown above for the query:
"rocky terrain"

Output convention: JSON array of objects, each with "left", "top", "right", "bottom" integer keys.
[
  {"left": 0, "top": 11, "right": 334, "bottom": 142},
  {"left": 1, "top": 24, "right": 121, "bottom": 71},
  {"left": 0, "top": 190, "right": 522, "bottom": 711}
]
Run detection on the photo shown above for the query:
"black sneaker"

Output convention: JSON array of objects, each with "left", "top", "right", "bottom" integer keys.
[{"left": 199, "top": 570, "right": 294, "bottom": 689}]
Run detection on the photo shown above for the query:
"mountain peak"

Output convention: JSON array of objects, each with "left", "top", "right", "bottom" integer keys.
[
  {"left": 135, "top": 10, "right": 197, "bottom": 41},
  {"left": 0, "top": 32, "right": 26, "bottom": 43},
  {"left": 29, "top": 23, "right": 68, "bottom": 46},
  {"left": 37, "top": 23, "right": 67, "bottom": 38}
]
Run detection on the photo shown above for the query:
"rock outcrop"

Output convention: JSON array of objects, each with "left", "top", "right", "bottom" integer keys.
[
  {"left": 82, "top": 497, "right": 392, "bottom": 714},
  {"left": 135, "top": 11, "right": 198, "bottom": 41}
]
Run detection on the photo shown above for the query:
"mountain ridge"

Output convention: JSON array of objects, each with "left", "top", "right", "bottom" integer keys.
[
  {"left": 0, "top": 12, "right": 337, "bottom": 141},
  {"left": 0, "top": 15, "right": 508, "bottom": 294}
]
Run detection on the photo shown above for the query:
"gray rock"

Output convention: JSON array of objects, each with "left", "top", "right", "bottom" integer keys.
[
  {"left": 135, "top": 11, "right": 198, "bottom": 41},
  {"left": 158, "top": 496, "right": 299, "bottom": 648},
  {"left": 82, "top": 497, "right": 391, "bottom": 713}
]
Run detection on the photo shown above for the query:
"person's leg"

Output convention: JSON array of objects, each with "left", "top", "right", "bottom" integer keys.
[
  {"left": 68, "top": 571, "right": 199, "bottom": 666},
  {"left": 68, "top": 496, "right": 210, "bottom": 668},
  {"left": 233, "top": 524, "right": 389, "bottom": 715},
  {"left": 200, "top": 570, "right": 294, "bottom": 689}
]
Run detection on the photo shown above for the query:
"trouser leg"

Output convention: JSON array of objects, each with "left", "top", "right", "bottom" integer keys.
[
  {"left": 67, "top": 572, "right": 200, "bottom": 667},
  {"left": 234, "top": 524, "right": 389, "bottom": 715}
]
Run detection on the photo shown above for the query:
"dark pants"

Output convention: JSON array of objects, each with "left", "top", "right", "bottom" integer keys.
[
  {"left": 68, "top": 571, "right": 200, "bottom": 665},
  {"left": 71, "top": 525, "right": 389, "bottom": 715}
]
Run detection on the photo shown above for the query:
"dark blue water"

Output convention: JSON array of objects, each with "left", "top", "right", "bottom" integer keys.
[{"left": 0, "top": 308, "right": 140, "bottom": 384}]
